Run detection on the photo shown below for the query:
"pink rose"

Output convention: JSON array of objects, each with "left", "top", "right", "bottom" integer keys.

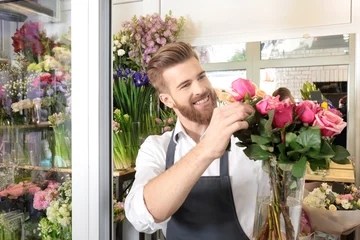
[
  {"left": 296, "top": 101, "right": 318, "bottom": 123},
  {"left": 231, "top": 78, "right": 256, "bottom": 101},
  {"left": 273, "top": 99, "right": 294, "bottom": 128},
  {"left": 47, "top": 180, "right": 59, "bottom": 189},
  {"left": 313, "top": 109, "right": 347, "bottom": 136},
  {"left": 340, "top": 194, "right": 353, "bottom": 201},
  {"left": 6, "top": 184, "right": 24, "bottom": 199},
  {"left": 28, "top": 187, "right": 41, "bottom": 195},
  {"left": 256, "top": 95, "right": 280, "bottom": 115},
  {"left": 33, "top": 191, "right": 50, "bottom": 210},
  {"left": 328, "top": 108, "right": 343, "bottom": 117}
]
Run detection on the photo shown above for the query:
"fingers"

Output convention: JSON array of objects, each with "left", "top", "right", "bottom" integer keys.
[{"left": 218, "top": 102, "right": 254, "bottom": 118}]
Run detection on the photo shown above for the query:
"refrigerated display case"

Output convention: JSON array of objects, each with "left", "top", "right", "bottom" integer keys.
[{"left": 0, "top": 0, "right": 112, "bottom": 239}]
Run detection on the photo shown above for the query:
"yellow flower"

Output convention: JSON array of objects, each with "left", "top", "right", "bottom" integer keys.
[
  {"left": 329, "top": 204, "right": 337, "bottom": 211},
  {"left": 351, "top": 186, "right": 358, "bottom": 192},
  {"left": 320, "top": 101, "right": 328, "bottom": 109}
]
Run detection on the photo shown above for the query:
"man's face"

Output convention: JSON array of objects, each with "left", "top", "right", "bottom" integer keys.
[{"left": 160, "top": 57, "right": 217, "bottom": 125}]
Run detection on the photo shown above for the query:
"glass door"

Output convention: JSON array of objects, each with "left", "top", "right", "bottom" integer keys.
[{"left": 0, "top": 0, "right": 112, "bottom": 239}]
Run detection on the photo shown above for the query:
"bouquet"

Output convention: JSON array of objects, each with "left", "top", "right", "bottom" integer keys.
[
  {"left": 37, "top": 177, "right": 72, "bottom": 240},
  {"left": 216, "top": 78, "right": 350, "bottom": 239},
  {"left": 113, "top": 11, "right": 185, "bottom": 70},
  {"left": 302, "top": 182, "right": 360, "bottom": 235},
  {"left": 11, "top": 21, "right": 57, "bottom": 64}
]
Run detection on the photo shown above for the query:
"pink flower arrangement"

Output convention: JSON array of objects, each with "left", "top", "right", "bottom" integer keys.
[{"left": 0, "top": 181, "right": 42, "bottom": 199}]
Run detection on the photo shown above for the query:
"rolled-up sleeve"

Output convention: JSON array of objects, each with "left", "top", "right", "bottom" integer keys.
[{"left": 124, "top": 134, "right": 171, "bottom": 234}]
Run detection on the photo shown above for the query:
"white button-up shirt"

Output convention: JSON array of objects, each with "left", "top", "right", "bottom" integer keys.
[{"left": 125, "top": 120, "right": 265, "bottom": 239}]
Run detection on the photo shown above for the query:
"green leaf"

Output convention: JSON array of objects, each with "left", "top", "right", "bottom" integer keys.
[
  {"left": 251, "top": 135, "right": 270, "bottom": 145},
  {"left": 235, "top": 142, "right": 247, "bottom": 148},
  {"left": 308, "top": 158, "right": 328, "bottom": 171},
  {"left": 292, "top": 156, "right": 307, "bottom": 178},
  {"left": 289, "top": 141, "right": 302, "bottom": 151},
  {"left": 331, "top": 145, "right": 351, "bottom": 162},
  {"left": 243, "top": 145, "right": 273, "bottom": 161},
  {"left": 285, "top": 132, "right": 297, "bottom": 147},
  {"left": 259, "top": 119, "right": 268, "bottom": 137},
  {"left": 333, "top": 158, "right": 350, "bottom": 164},
  {"left": 287, "top": 147, "right": 310, "bottom": 156},
  {"left": 264, "top": 110, "right": 275, "bottom": 135},
  {"left": 296, "top": 126, "right": 321, "bottom": 151},
  {"left": 271, "top": 134, "right": 281, "bottom": 144},
  {"left": 319, "top": 140, "right": 335, "bottom": 158},
  {"left": 277, "top": 143, "right": 286, "bottom": 155}
]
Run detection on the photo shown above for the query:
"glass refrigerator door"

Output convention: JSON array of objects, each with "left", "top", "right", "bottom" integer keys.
[{"left": 0, "top": 0, "right": 112, "bottom": 239}]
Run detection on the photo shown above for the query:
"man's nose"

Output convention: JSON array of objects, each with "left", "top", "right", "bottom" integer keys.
[{"left": 192, "top": 80, "right": 206, "bottom": 95}]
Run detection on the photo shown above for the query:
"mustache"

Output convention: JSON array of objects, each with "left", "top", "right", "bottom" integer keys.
[{"left": 191, "top": 91, "right": 212, "bottom": 103}]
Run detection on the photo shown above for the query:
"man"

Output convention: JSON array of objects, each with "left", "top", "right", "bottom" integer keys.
[{"left": 125, "top": 42, "right": 264, "bottom": 240}]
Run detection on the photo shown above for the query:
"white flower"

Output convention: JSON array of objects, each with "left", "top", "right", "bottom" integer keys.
[
  {"left": 117, "top": 49, "right": 125, "bottom": 56},
  {"left": 117, "top": 43, "right": 122, "bottom": 48},
  {"left": 121, "top": 36, "right": 128, "bottom": 44},
  {"left": 341, "top": 199, "right": 351, "bottom": 209},
  {"left": 113, "top": 46, "right": 117, "bottom": 52},
  {"left": 329, "top": 204, "right": 337, "bottom": 211},
  {"left": 113, "top": 40, "right": 119, "bottom": 46},
  {"left": 11, "top": 102, "right": 20, "bottom": 112}
]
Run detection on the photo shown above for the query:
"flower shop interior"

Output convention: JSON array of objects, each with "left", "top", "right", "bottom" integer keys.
[{"left": 0, "top": 0, "right": 360, "bottom": 239}]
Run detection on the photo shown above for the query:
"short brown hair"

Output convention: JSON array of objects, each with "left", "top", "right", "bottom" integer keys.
[
  {"left": 147, "top": 42, "right": 199, "bottom": 93},
  {"left": 272, "top": 87, "right": 295, "bottom": 103}
]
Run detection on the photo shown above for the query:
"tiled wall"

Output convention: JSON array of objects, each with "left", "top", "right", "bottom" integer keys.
[{"left": 261, "top": 64, "right": 348, "bottom": 101}]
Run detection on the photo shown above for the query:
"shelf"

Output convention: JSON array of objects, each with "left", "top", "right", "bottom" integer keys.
[
  {"left": 0, "top": 163, "right": 72, "bottom": 173},
  {"left": 0, "top": 163, "right": 136, "bottom": 177},
  {"left": 0, "top": 122, "right": 51, "bottom": 129},
  {"left": 113, "top": 167, "right": 136, "bottom": 177}
]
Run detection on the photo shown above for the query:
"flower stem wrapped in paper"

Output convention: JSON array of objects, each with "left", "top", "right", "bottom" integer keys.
[
  {"left": 303, "top": 182, "right": 360, "bottom": 235},
  {"left": 215, "top": 78, "right": 351, "bottom": 240}
]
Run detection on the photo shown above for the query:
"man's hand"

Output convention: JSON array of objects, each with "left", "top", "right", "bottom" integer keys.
[{"left": 200, "top": 102, "right": 254, "bottom": 160}]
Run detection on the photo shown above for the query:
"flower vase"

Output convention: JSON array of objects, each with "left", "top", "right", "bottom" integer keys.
[
  {"left": 253, "top": 159, "right": 305, "bottom": 240},
  {"left": 53, "top": 124, "right": 71, "bottom": 168},
  {"left": 113, "top": 122, "right": 140, "bottom": 170}
]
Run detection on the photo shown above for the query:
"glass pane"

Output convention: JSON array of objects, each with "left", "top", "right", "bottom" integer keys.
[
  {"left": 207, "top": 70, "right": 246, "bottom": 89},
  {"left": 260, "top": 65, "right": 348, "bottom": 103},
  {"left": 193, "top": 43, "right": 246, "bottom": 64},
  {"left": 261, "top": 35, "right": 350, "bottom": 60},
  {"left": 0, "top": 1, "right": 72, "bottom": 239}
]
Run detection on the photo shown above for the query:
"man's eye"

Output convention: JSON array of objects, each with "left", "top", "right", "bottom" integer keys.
[
  {"left": 199, "top": 75, "right": 206, "bottom": 80},
  {"left": 181, "top": 83, "right": 190, "bottom": 89}
]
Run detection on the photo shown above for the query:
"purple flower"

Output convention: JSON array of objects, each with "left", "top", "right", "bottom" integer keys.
[{"left": 40, "top": 81, "right": 48, "bottom": 89}]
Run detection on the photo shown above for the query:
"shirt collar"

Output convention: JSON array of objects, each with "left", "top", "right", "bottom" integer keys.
[{"left": 172, "top": 118, "right": 208, "bottom": 144}]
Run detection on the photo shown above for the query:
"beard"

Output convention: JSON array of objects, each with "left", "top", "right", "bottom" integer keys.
[{"left": 173, "top": 88, "right": 217, "bottom": 125}]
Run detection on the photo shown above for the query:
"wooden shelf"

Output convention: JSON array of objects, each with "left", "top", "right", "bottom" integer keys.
[
  {"left": 113, "top": 168, "right": 136, "bottom": 177},
  {"left": 306, "top": 162, "right": 355, "bottom": 183},
  {"left": 0, "top": 122, "right": 51, "bottom": 129}
]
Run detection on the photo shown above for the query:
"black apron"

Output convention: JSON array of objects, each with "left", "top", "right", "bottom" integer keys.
[{"left": 165, "top": 132, "right": 249, "bottom": 240}]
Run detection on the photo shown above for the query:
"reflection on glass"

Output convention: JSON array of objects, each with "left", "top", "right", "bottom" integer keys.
[
  {"left": 261, "top": 35, "right": 350, "bottom": 60},
  {"left": 0, "top": 1, "right": 72, "bottom": 238},
  {"left": 260, "top": 65, "right": 348, "bottom": 102},
  {"left": 193, "top": 43, "right": 246, "bottom": 64},
  {"left": 207, "top": 70, "right": 246, "bottom": 89}
]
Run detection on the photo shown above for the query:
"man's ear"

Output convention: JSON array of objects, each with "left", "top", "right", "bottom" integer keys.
[{"left": 159, "top": 93, "right": 174, "bottom": 108}]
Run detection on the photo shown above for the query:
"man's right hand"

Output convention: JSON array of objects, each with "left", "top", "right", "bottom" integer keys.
[{"left": 200, "top": 101, "right": 254, "bottom": 161}]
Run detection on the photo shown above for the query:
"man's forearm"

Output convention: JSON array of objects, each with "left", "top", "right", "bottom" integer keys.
[{"left": 143, "top": 141, "right": 213, "bottom": 222}]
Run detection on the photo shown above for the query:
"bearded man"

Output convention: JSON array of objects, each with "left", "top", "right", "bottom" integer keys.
[{"left": 125, "top": 42, "right": 264, "bottom": 240}]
